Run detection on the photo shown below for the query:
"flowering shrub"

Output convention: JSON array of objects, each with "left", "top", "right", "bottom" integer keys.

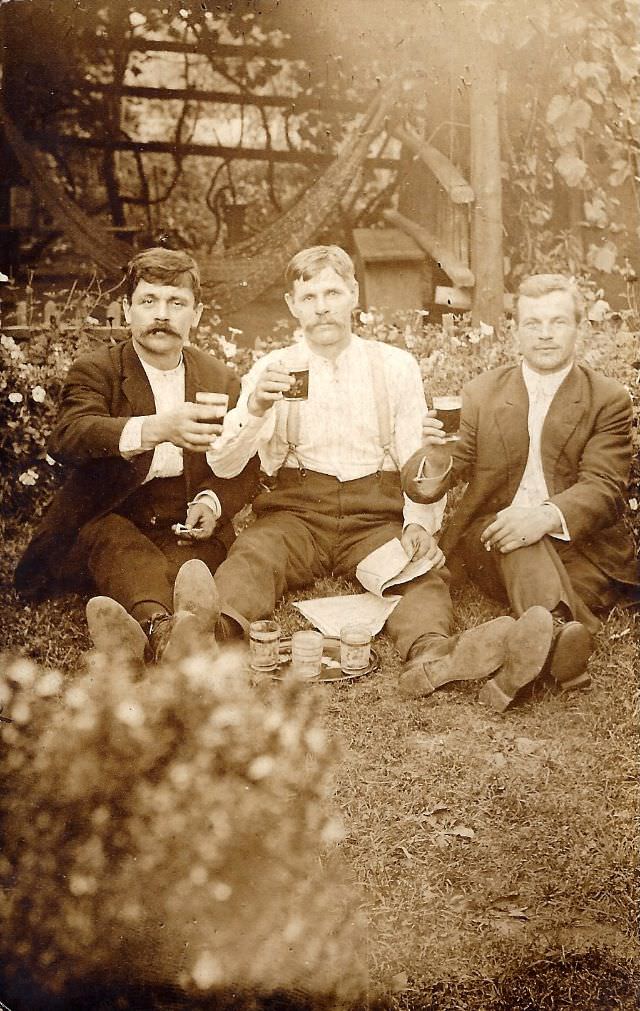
[
  {"left": 0, "top": 327, "right": 97, "bottom": 523},
  {"left": 0, "top": 646, "right": 366, "bottom": 1003}
]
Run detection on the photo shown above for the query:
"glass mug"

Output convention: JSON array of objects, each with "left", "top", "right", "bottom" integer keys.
[
  {"left": 249, "top": 620, "right": 281, "bottom": 672},
  {"left": 340, "top": 624, "right": 372, "bottom": 673}
]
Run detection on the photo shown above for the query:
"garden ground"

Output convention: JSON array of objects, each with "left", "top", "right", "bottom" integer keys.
[{"left": 1, "top": 519, "right": 637, "bottom": 1010}]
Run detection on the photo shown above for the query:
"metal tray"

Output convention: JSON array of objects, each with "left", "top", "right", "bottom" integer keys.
[{"left": 270, "top": 635, "right": 379, "bottom": 684}]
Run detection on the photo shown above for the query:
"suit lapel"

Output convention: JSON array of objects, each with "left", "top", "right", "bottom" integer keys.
[
  {"left": 493, "top": 367, "right": 530, "bottom": 487},
  {"left": 119, "top": 340, "right": 157, "bottom": 483},
  {"left": 120, "top": 340, "right": 157, "bottom": 416},
  {"left": 541, "top": 364, "right": 584, "bottom": 489}
]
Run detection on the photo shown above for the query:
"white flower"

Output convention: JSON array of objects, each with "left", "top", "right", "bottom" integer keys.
[
  {"left": 0, "top": 272, "right": 9, "bottom": 282},
  {"left": 479, "top": 321, "right": 494, "bottom": 336},
  {"left": 8, "top": 391, "right": 23, "bottom": 404},
  {"left": 629, "top": 498, "right": 638, "bottom": 512},
  {"left": 85, "top": 316, "right": 100, "bottom": 326},
  {"left": 219, "top": 336, "right": 238, "bottom": 359},
  {"left": 18, "top": 469, "right": 38, "bottom": 486},
  {"left": 45, "top": 454, "right": 56, "bottom": 466},
  {"left": 31, "top": 385, "right": 46, "bottom": 403},
  {"left": 359, "top": 311, "right": 374, "bottom": 324}
]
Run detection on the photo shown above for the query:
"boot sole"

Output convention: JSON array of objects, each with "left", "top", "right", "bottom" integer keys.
[
  {"left": 86, "top": 597, "right": 148, "bottom": 665},
  {"left": 478, "top": 606, "right": 554, "bottom": 713},
  {"left": 157, "top": 611, "right": 216, "bottom": 665},
  {"left": 173, "top": 559, "right": 220, "bottom": 631}
]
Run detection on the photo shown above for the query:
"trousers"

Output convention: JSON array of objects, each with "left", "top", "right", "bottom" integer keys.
[
  {"left": 67, "top": 476, "right": 228, "bottom": 614},
  {"left": 213, "top": 469, "right": 452, "bottom": 659},
  {"left": 458, "top": 513, "right": 620, "bottom": 633}
]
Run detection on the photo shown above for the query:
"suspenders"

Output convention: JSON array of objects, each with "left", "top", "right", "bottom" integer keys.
[{"left": 274, "top": 341, "right": 400, "bottom": 478}]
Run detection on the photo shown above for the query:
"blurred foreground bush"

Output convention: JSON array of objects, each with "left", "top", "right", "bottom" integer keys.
[{"left": 0, "top": 646, "right": 367, "bottom": 1008}]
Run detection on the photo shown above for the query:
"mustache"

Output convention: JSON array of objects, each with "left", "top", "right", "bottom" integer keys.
[{"left": 144, "top": 324, "right": 181, "bottom": 338}]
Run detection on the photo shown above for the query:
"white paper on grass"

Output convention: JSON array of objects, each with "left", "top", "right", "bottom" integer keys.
[{"left": 292, "top": 593, "right": 400, "bottom": 638}]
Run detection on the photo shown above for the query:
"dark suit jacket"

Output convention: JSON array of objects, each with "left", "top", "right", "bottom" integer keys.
[
  {"left": 14, "top": 339, "right": 259, "bottom": 600},
  {"left": 402, "top": 362, "right": 638, "bottom": 586}
]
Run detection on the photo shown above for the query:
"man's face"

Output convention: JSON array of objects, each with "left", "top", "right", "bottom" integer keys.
[
  {"left": 516, "top": 289, "right": 579, "bottom": 374},
  {"left": 124, "top": 279, "right": 203, "bottom": 369},
  {"left": 285, "top": 266, "right": 358, "bottom": 354}
]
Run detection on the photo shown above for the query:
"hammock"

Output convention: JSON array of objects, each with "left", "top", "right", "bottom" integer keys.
[{"left": 0, "top": 85, "right": 398, "bottom": 312}]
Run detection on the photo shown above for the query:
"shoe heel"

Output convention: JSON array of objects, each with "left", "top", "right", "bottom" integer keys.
[
  {"left": 478, "top": 679, "right": 512, "bottom": 713},
  {"left": 559, "top": 671, "right": 592, "bottom": 691}
]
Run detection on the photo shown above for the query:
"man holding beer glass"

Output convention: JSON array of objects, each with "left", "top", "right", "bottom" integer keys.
[
  {"left": 404, "top": 274, "right": 638, "bottom": 710},
  {"left": 14, "top": 247, "right": 257, "bottom": 664}
]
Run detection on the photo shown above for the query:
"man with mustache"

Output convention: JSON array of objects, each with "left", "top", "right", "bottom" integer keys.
[
  {"left": 205, "top": 245, "right": 559, "bottom": 683},
  {"left": 14, "top": 247, "right": 257, "bottom": 664},
  {"left": 402, "top": 274, "right": 638, "bottom": 710}
]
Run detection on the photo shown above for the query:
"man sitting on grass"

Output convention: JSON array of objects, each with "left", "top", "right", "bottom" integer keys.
[
  {"left": 402, "top": 273, "right": 638, "bottom": 711},
  {"left": 204, "top": 244, "right": 564, "bottom": 692},
  {"left": 14, "top": 247, "right": 257, "bottom": 665}
]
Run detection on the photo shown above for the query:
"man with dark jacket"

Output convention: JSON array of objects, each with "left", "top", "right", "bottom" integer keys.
[
  {"left": 402, "top": 274, "right": 638, "bottom": 711},
  {"left": 14, "top": 247, "right": 257, "bottom": 664}
]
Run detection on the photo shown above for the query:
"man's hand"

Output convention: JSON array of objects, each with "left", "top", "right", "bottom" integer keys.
[
  {"left": 401, "top": 524, "right": 446, "bottom": 569},
  {"left": 481, "top": 504, "right": 560, "bottom": 554},
  {"left": 247, "top": 363, "right": 294, "bottom": 417},
  {"left": 142, "top": 404, "right": 224, "bottom": 452},
  {"left": 421, "top": 410, "right": 454, "bottom": 475},
  {"left": 184, "top": 501, "right": 217, "bottom": 541}
]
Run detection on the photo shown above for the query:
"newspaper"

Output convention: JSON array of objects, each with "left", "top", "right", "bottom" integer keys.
[
  {"left": 355, "top": 537, "right": 435, "bottom": 596},
  {"left": 292, "top": 537, "right": 434, "bottom": 637}
]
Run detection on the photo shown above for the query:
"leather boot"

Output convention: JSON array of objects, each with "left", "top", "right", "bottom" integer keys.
[{"left": 399, "top": 615, "right": 516, "bottom": 698}]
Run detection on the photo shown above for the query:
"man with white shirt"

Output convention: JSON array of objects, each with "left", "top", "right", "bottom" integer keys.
[
  {"left": 206, "top": 246, "right": 558, "bottom": 681},
  {"left": 402, "top": 274, "right": 638, "bottom": 710},
  {"left": 14, "top": 248, "right": 258, "bottom": 663}
]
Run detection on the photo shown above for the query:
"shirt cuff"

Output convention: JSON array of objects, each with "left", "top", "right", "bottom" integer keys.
[
  {"left": 402, "top": 493, "right": 446, "bottom": 535},
  {"left": 119, "top": 416, "right": 147, "bottom": 458},
  {"left": 191, "top": 490, "right": 222, "bottom": 519},
  {"left": 544, "top": 501, "right": 570, "bottom": 540}
]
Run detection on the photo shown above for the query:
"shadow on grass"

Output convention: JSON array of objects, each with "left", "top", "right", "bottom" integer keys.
[{"left": 1, "top": 947, "right": 636, "bottom": 1010}]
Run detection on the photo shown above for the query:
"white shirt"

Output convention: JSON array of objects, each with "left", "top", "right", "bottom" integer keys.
[
  {"left": 207, "top": 334, "right": 445, "bottom": 534},
  {"left": 511, "top": 361, "right": 572, "bottom": 538},
  {"left": 119, "top": 352, "right": 221, "bottom": 518}
]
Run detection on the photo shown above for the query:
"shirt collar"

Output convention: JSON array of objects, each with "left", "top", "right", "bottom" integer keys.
[
  {"left": 134, "top": 347, "right": 184, "bottom": 380},
  {"left": 299, "top": 331, "right": 358, "bottom": 366},
  {"left": 521, "top": 359, "right": 573, "bottom": 397}
]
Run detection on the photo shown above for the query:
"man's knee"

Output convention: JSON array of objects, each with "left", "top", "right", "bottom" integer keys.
[{"left": 77, "top": 512, "right": 140, "bottom": 552}]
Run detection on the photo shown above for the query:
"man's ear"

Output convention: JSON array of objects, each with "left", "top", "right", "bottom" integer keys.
[
  {"left": 284, "top": 291, "right": 296, "bottom": 319},
  {"left": 122, "top": 297, "right": 131, "bottom": 326},
  {"left": 192, "top": 302, "right": 204, "bottom": 329},
  {"left": 350, "top": 280, "right": 360, "bottom": 310}
]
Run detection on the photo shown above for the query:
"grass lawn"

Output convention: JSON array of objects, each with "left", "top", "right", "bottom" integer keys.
[{"left": 1, "top": 520, "right": 638, "bottom": 1010}]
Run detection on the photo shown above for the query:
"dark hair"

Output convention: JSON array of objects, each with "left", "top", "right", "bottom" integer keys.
[
  {"left": 124, "top": 247, "right": 201, "bottom": 303},
  {"left": 516, "top": 274, "right": 583, "bottom": 323},
  {"left": 284, "top": 245, "right": 356, "bottom": 291}
]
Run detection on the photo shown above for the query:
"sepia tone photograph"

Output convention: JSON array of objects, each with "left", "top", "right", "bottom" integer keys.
[{"left": 0, "top": 1, "right": 638, "bottom": 1008}]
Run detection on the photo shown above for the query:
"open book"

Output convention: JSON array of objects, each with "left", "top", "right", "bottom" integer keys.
[{"left": 355, "top": 537, "right": 435, "bottom": 597}]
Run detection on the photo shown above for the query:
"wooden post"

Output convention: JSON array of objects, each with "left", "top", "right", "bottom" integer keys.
[{"left": 469, "top": 43, "right": 504, "bottom": 330}]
